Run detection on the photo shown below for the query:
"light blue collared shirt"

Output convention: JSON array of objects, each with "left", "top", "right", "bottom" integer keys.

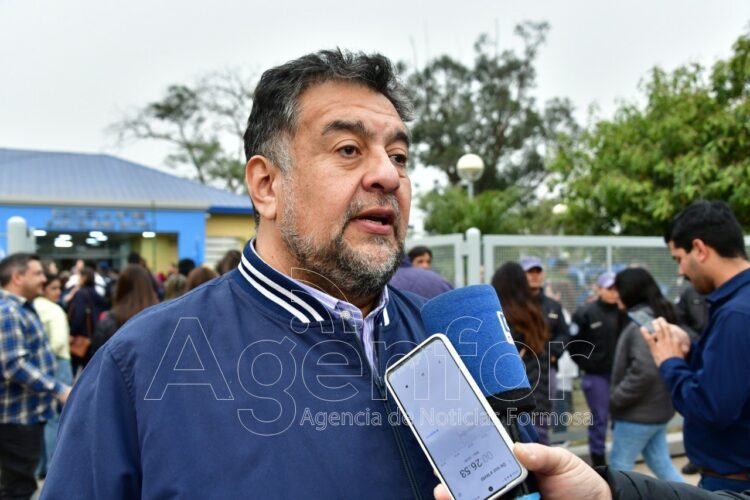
[
  {"left": 247, "top": 240, "right": 389, "bottom": 371},
  {"left": 293, "top": 279, "right": 389, "bottom": 372}
]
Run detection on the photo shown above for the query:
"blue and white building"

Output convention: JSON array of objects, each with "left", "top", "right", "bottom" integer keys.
[{"left": 0, "top": 148, "right": 253, "bottom": 271}]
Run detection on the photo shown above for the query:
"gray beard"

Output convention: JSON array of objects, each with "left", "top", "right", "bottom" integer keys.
[{"left": 279, "top": 197, "right": 404, "bottom": 301}]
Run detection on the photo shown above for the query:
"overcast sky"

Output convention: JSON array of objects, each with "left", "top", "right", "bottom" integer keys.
[{"left": 2, "top": 0, "right": 748, "bottom": 193}]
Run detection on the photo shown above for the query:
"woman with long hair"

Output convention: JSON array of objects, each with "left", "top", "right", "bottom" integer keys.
[
  {"left": 163, "top": 273, "right": 188, "bottom": 301},
  {"left": 186, "top": 266, "right": 218, "bottom": 291},
  {"left": 216, "top": 249, "right": 242, "bottom": 275},
  {"left": 33, "top": 273, "right": 72, "bottom": 478},
  {"left": 67, "top": 267, "right": 108, "bottom": 372},
  {"left": 491, "top": 262, "right": 551, "bottom": 443},
  {"left": 609, "top": 267, "right": 683, "bottom": 481},
  {"left": 90, "top": 265, "right": 159, "bottom": 357}
]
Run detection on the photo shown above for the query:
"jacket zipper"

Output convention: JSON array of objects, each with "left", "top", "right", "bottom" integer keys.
[{"left": 349, "top": 321, "right": 423, "bottom": 500}]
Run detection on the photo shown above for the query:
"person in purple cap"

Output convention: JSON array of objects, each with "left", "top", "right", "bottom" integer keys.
[
  {"left": 520, "top": 256, "right": 571, "bottom": 444},
  {"left": 567, "top": 270, "right": 624, "bottom": 467}
]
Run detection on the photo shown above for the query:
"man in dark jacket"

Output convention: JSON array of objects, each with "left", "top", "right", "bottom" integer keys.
[
  {"left": 44, "top": 50, "right": 441, "bottom": 499},
  {"left": 521, "top": 256, "right": 571, "bottom": 365},
  {"left": 642, "top": 200, "right": 750, "bottom": 492},
  {"left": 569, "top": 271, "right": 623, "bottom": 467},
  {"left": 521, "top": 255, "right": 571, "bottom": 443}
]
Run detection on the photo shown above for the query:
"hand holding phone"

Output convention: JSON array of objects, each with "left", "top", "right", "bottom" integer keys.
[
  {"left": 435, "top": 442, "right": 614, "bottom": 500},
  {"left": 386, "top": 334, "right": 528, "bottom": 500}
]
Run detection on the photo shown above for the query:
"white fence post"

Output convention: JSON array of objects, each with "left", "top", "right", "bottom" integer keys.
[{"left": 465, "top": 227, "right": 482, "bottom": 285}]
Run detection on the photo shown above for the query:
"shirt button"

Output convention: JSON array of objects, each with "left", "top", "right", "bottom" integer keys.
[{"left": 340, "top": 310, "right": 352, "bottom": 321}]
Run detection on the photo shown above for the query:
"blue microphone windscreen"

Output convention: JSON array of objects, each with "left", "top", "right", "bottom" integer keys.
[{"left": 420, "top": 285, "right": 531, "bottom": 397}]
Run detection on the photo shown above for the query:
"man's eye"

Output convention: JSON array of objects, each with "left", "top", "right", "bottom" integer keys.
[
  {"left": 339, "top": 146, "right": 359, "bottom": 157},
  {"left": 391, "top": 154, "right": 408, "bottom": 167}
]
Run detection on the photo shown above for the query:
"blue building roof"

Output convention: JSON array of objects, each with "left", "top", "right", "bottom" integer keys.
[{"left": 0, "top": 148, "right": 252, "bottom": 215}]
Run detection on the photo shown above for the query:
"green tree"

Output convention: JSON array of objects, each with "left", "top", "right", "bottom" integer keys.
[
  {"left": 549, "top": 33, "right": 750, "bottom": 234},
  {"left": 111, "top": 69, "right": 254, "bottom": 192},
  {"left": 406, "top": 22, "right": 577, "bottom": 195},
  {"left": 419, "top": 187, "right": 566, "bottom": 235}
]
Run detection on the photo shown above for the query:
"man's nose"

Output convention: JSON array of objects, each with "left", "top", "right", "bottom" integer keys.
[{"left": 362, "top": 150, "right": 401, "bottom": 193}]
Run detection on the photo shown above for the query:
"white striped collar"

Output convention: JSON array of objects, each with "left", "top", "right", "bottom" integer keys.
[
  {"left": 292, "top": 277, "right": 390, "bottom": 326},
  {"left": 236, "top": 239, "right": 391, "bottom": 326},
  {"left": 236, "top": 239, "right": 330, "bottom": 324}
]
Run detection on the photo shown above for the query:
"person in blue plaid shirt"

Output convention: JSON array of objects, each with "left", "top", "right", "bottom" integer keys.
[{"left": 0, "top": 253, "right": 71, "bottom": 500}]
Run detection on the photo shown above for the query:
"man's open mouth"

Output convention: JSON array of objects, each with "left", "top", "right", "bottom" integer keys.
[{"left": 352, "top": 209, "right": 396, "bottom": 226}]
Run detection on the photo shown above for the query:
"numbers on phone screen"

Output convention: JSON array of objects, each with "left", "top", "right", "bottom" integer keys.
[{"left": 457, "top": 451, "right": 494, "bottom": 478}]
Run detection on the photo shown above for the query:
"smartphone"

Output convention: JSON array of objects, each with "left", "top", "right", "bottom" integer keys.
[
  {"left": 628, "top": 309, "right": 656, "bottom": 333},
  {"left": 385, "top": 334, "right": 527, "bottom": 500}
]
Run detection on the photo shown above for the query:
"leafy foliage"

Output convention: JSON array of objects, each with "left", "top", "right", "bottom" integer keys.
[
  {"left": 549, "top": 33, "right": 750, "bottom": 234},
  {"left": 419, "top": 186, "right": 566, "bottom": 235},
  {"left": 405, "top": 23, "right": 577, "bottom": 235},
  {"left": 406, "top": 22, "right": 577, "bottom": 195},
  {"left": 111, "top": 70, "right": 253, "bottom": 192}
]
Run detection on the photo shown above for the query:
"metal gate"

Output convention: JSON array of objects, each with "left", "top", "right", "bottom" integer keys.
[{"left": 405, "top": 229, "right": 481, "bottom": 288}]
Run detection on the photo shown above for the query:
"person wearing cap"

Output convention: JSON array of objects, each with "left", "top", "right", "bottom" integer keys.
[
  {"left": 568, "top": 270, "right": 624, "bottom": 467},
  {"left": 520, "top": 256, "right": 571, "bottom": 444}
]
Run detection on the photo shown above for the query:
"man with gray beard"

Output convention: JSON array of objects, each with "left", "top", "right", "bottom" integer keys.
[{"left": 44, "top": 50, "right": 439, "bottom": 498}]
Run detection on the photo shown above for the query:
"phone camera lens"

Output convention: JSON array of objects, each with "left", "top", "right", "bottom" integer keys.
[{"left": 488, "top": 487, "right": 494, "bottom": 492}]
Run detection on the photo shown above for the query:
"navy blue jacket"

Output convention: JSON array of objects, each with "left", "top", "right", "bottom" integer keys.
[
  {"left": 42, "top": 243, "right": 438, "bottom": 499},
  {"left": 660, "top": 268, "right": 750, "bottom": 475}
]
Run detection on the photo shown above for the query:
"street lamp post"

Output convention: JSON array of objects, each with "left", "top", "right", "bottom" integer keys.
[
  {"left": 456, "top": 154, "right": 485, "bottom": 201},
  {"left": 552, "top": 203, "right": 568, "bottom": 235},
  {"left": 552, "top": 203, "right": 568, "bottom": 216}
]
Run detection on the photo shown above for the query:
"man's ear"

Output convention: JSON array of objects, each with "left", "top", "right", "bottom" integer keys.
[
  {"left": 10, "top": 269, "right": 24, "bottom": 288},
  {"left": 246, "top": 155, "right": 281, "bottom": 222},
  {"left": 691, "top": 239, "right": 711, "bottom": 263}
]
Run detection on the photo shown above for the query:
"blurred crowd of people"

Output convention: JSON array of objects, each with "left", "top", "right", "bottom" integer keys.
[
  {"left": 45, "top": 249, "right": 242, "bottom": 375},
  {"left": 0, "top": 248, "right": 242, "bottom": 497},
  {"left": 484, "top": 254, "right": 700, "bottom": 481},
  {"left": 2, "top": 199, "right": 748, "bottom": 498},
  {"left": 399, "top": 203, "right": 748, "bottom": 496},
  {"left": 481, "top": 200, "right": 749, "bottom": 495}
]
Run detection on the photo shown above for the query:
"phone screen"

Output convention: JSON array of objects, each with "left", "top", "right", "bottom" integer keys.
[
  {"left": 387, "top": 337, "right": 523, "bottom": 500},
  {"left": 628, "top": 309, "right": 656, "bottom": 333}
]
